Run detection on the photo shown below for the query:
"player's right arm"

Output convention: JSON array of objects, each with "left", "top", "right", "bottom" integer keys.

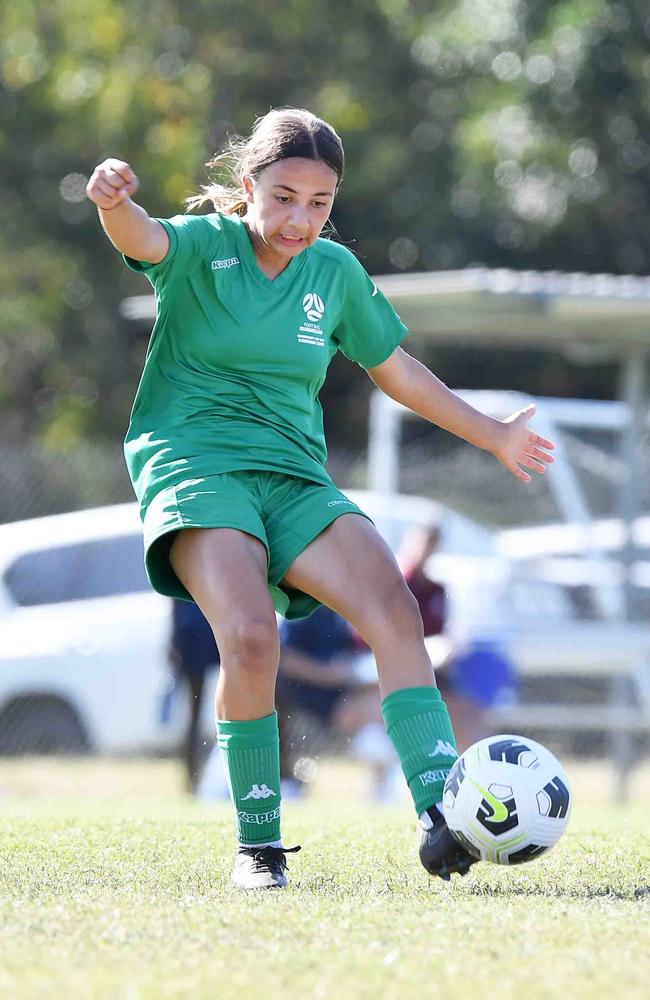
[{"left": 86, "top": 158, "right": 169, "bottom": 264}]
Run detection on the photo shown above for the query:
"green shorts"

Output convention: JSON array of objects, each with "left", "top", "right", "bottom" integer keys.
[{"left": 142, "top": 470, "right": 370, "bottom": 619}]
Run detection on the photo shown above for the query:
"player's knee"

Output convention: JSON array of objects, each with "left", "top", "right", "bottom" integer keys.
[
  {"left": 365, "top": 576, "right": 424, "bottom": 646},
  {"left": 388, "top": 581, "right": 424, "bottom": 639},
  {"left": 219, "top": 617, "right": 279, "bottom": 675}
]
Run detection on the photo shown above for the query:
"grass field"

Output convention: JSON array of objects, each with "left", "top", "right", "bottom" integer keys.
[{"left": 0, "top": 757, "right": 648, "bottom": 1000}]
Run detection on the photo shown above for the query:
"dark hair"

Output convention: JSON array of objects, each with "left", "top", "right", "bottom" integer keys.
[{"left": 186, "top": 107, "right": 344, "bottom": 215}]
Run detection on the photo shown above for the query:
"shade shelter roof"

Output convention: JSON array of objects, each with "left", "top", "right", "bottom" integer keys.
[{"left": 371, "top": 268, "right": 650, "bottom": 356}]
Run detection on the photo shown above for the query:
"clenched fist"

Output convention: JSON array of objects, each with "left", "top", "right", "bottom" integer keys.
[{"left": 86, "top": 158, "right": 139, "bottom": 210}]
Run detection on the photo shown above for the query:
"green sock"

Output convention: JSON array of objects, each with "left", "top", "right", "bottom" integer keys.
[
  {"left": 216, "top": 712, "right": 282, "bottom": 846},
  {"left": 381, "top": 686, "right": 458, "bottom": 816}
]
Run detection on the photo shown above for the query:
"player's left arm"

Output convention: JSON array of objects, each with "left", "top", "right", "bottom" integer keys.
[{"left": 367, "top": 346, "right": 554, "bottom": 484}]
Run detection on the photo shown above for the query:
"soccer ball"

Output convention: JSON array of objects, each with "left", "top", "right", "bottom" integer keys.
[{"left": 442, "top": 734, "right": 572, "bottom": 865}]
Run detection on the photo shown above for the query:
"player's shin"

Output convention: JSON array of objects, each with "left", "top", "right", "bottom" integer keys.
[
  {"left": 215, "top": 712, "right": 282, "bottom": 846},
  {"left": 381, "top": 685, "right": 458, "bottom": 816}
]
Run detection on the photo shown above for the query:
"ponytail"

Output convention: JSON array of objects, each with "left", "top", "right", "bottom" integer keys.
[{"left": 184, "top": 148, "right": 248, "bottom": 215}]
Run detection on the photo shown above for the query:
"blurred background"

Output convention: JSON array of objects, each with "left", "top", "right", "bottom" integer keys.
[{"left": 2, "top": 0, "right": 650, "bottom": 803}]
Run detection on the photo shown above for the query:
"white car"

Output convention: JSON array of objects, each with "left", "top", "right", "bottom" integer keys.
[
  {"left": 0, "top": 504, "right": 179, "bottom": 754},
  {"left": 4, "top": 494, "right": 641, "bottom": 759},
  {"left": 0, "top": 493, "right": 506, "bottom": 755}
]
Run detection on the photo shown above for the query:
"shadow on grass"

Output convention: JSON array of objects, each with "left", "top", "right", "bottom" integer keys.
[
  {"left": 461, "top": 881, "right": 650, "bottom": 901},
  {"left": 295, "top": 872, "right": 650, "bottom": 902}
]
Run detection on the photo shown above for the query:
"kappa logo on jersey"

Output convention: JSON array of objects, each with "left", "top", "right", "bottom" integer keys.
[
  {"left": 211, "top": 256, "right": 240, "bottom": 270},
  {"left": 241, "top": 783, "right": 277, "bottom": 801},
  {"left": 303, "top": 292, "right": 325, "bottom": 322},
  {"left": 298, "top": 291, "right": 326, "bottom": 347},
  {"left": 427, "top": 740, "right": 459, "bottom": 759}
]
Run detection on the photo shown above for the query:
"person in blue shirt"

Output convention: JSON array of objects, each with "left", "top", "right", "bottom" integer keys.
[{"left": 277, "top": 606, "right": 397, "bottom": 798}]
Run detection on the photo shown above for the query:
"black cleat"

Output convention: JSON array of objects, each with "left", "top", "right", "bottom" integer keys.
[
  {"left": 419, "top": 808, "right": 478, "bottom": 881},
  {"left": 232, "top": 844, "right": 301, "bottom": 890}
]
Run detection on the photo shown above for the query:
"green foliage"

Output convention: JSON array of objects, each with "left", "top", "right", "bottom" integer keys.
[{"left": 2, "top": 1, "right": 650, "bottom": 446}]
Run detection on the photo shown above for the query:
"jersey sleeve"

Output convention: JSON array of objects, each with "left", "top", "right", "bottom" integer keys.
[
  {"left": 333, "top": 251, "right": 409, "bottom": 368},
  {"left": 122, "top": 213, "right": 221, "bottom": 278}
]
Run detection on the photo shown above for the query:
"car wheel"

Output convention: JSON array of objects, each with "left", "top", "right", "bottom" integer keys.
[{"left": 0, "top": 696, "right": 91, "bottom": 755}]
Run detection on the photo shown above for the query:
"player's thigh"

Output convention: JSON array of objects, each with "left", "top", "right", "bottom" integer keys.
[
  {"left": 281, "top": 513, "right": 422, "bottom": 644},
  {"left": 170, "top": 527, "right": 278, "bottom": 660}
]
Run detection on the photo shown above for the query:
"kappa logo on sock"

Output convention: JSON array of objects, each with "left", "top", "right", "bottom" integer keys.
[
  {"left": 419, "top": 768, "right": 452, "bottom": 787},
  {"left": 237, "top": 807, "right": 281, "bottom": 825},
  {"left": 242, "top": 783, "right": 277, "bottom": 801},
  {"left": 427, "top": 740, "right": 458, "bottom": 759}
]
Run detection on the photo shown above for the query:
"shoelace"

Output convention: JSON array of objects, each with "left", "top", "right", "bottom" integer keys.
[{"left": 241, "top": 844, "right": 301, "bottom": 875}]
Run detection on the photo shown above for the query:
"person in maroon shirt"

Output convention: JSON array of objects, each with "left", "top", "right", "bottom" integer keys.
[{"left": 400, "top": 528, "right": 447, "bottom": 638}]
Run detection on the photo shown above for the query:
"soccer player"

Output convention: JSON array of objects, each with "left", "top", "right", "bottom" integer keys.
[{"left": 86, "top": 107, "right": 554, "bottom": 889}]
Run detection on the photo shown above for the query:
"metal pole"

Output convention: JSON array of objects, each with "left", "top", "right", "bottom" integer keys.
[
  {"left": 613, "top": 350, "right": 647, "bottom": 801},
  {"left": 368, "top": 390, "right": 401, "bottom": 548},
  {"left": 530, "top": 408, "right": 620, "bottom": 620}
]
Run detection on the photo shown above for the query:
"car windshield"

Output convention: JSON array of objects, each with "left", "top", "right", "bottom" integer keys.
[{"left": 4, "top": 534, "right": 152, "bottom": 606}]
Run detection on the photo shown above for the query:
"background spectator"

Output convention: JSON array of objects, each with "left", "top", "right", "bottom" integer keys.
[
  {"left": 167, "top": 599, "right": 220, "bottom": 792},
  {"left": 398, "top": 522, "right": 515, "bottom": 751},
  {"left": 277, "top": 605, "right": 398, "bottom": 799}
]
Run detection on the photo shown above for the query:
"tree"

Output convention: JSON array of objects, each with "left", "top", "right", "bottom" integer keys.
[{"left": 1, "top": 0, "right": 648, "bottom": 451}]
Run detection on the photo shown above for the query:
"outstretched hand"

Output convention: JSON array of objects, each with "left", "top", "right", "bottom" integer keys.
[{"left": 493, "top": 403, "right": 555, "bottom": 483}]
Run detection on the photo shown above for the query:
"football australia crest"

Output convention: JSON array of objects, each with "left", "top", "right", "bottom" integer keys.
[
  {"left": 303, "top": 292, "right": 325, "bottom": 322},
  {"left": 298, "top": 292, "right": 326, "bottom": 347}
]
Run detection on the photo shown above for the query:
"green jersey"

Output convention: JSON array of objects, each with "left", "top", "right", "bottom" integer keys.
[{"left": 123, "top": 212, "right": 408, "bottom": 511}]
